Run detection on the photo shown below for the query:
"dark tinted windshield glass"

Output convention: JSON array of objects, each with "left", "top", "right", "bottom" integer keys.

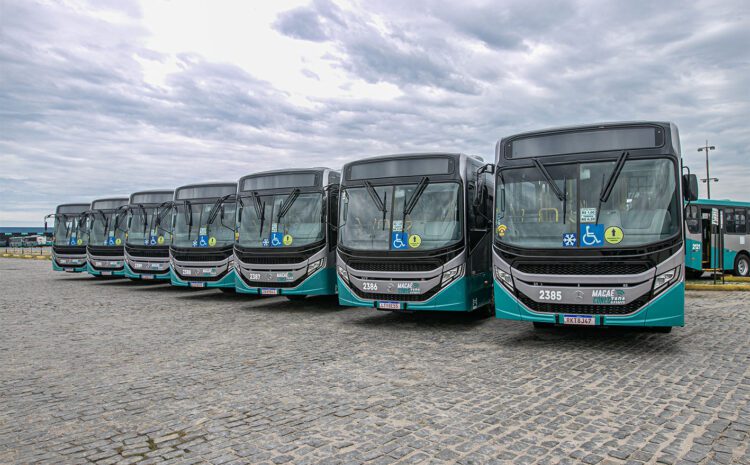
[
  {"left": 347, "top": 157, "right": 452, "bottom": 180},
  {"left": 242, "top": 173, "right": 318, "bottom": 191},
  {"left": 176, "top": 185, "right": 236, "bottom": 200},
  {"left": 510, "top": 127, "right": 659, "bottom": 158}
]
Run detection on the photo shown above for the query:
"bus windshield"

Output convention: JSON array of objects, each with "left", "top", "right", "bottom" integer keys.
[
  {"left": 237, "top": 192, "right": 324, "bottom": 248},
  {"left": 127, "top": 205, "right": 173, "bottom": 246},
  {"left": 495, "top": 158, "right": 679, "bottom": 248},
  {"left": 339, "top": 182, "right": 461, "bottom": 251},
  {"left": 54, "top": 215, "right": 88, "bottom": 246},
  {"left": 172, "top": 201, "right": 236, "bottom": 248},
  {"left": 89, "top": 210, "right": 127, "bottom": 246}
]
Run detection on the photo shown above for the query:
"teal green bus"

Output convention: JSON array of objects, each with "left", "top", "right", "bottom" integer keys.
[
  {"left": 46, "top": 203, "right": 90, "bottom": 273},
  {"left": 685, "top": 199, "right": 750, "bottom": 278},
  {"left": 234, "top": 168, "right": 340, "bottom": 299},
  {"left": 123, "top": 190, "right": 175, "bottom": 281},
  {"left": 169, "top": 183, "right": 238, "bottom": 290},
  {"left": 337, "top": 153, "right": 495, "bottom": 312},
  {"left": 86, "top": 197, "right": 129, "bottom": 277},
  {"left": 492, "top": 122, "right": 697, "bottom": 331}
]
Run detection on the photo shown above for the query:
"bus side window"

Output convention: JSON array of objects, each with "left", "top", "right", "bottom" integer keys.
[
  {"left": 686, "top": 205, "right": 700, "bottom": 234},
  {"left": 725, "top": 208, "right": 735, "bottom": 234}
]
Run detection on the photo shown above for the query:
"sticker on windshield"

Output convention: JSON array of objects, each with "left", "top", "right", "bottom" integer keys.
[
  {"left": 391, "top": 232, "right": 408, "bottom": 250},
  {"left": 234, "top": 231, "right": 239, "bottom": 241},
  {"left": 198, "top": 235, "right": 208, "bottom": 247},
  {"left": 157, "top": 236, "right": 165, "bottom": 245},
  {"left": 283, "top": 234, "right": 293, "bottom": 246},
  {"left": 496, "top": 224, "right": 507, "bottom": 237},
  {"left": 580, "top": 224, "right": 604, "bottom": 247},
  {"left": 271, "top": 223, "right": 278, "bottom": 233},
  {"left": 107, "top": 237, "right": 115, "bottom": 246},
  {"left": 262, "top": 238, "right": 270, "bottom": 247},
  {"left": 69, "top": 235, "right": 77, "bottom": 246},
  {"left": 604, "top": 226, "right": 623, "bottom": 245},
  {"left": 562, "top": 233, "right": 577, "bottom": 247},
  {"left": 77, "top": 239, "right": 82, "bottom": 245},
  {"left": 208, "top": 236, "right": 217, "bottom": 247},
  {"left": 392, "top": 220, "right": 403, "bottom": 232},
  {"left": 199, "top": 227, "right": 207, "bottom": 236},
  {"left": 270, "top": 232, "right": 283, "bottom": 247},
  {"left": 115, "top": 238, "right": 122, "bottom": 246},
  {"left": 580, "top": 208, "right": 597, "bottom": 223},
  {"left": 192, "top": 239, "right": 198, "bottom": 247},
  {"left": 408, "top": 234, "right": 421, "bottom": 248}
]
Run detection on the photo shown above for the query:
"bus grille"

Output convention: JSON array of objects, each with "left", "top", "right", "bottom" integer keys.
[
  {"left": 517, "top": 293, "right": 650, "bottom": 315},
  {"left": 352, "top": 287, "right": 441, "bottom": 303},
  {"left": 515, "top": 263, "right": 650, "bottom": 276},
  {"left": 88, "top": 246, "right": 124, "bottom": 257},
  {"left": 125, "top": 245, "right": 169, "bottom": 258},
  {"left": 171, "top": 247, "right": 233, "bottom": 262},
  {"left": 176, "top": 270, "right": 230, "bottom": 282},
  {"left": 349, "top": 261, "right": 440, "bottom": 272},
  {"left": 240, "top": 275, "right": 307, "bottom": 288},
  {"left": 238, "top": 256, "right": 304, "bottom": 265}
]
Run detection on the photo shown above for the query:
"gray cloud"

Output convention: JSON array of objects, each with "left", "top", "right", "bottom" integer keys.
[{"left": 1, "top": 0, "right": 749, "bottom": 225}]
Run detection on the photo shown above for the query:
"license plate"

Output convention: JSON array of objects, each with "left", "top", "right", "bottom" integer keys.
[
  {"left": 562, "top": 314, "right": 595, "bottom": 326},
  {"left": 142, "top": 275, "right": 154, "bottom": 280},
  {"left": 101, "top": 271, "right": 112, "bottom": 276},
  {"left": 261, "top": 288, "right": 279, "bottom": 295},
  {"left": 378, "top": 301, "right": 402, "bottom": 310},
  {"left": 189, "top": 282, "right": 206, "bottom": 288}
]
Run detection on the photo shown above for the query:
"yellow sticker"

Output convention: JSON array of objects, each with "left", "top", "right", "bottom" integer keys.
[
  {"left": 115, "top": 238, "right": 122, "bottom": 245},
  {"left": 235, "top": 231, "right": 239, "bottom": 241},
  {"left": 157, "top": 236, "right": 164, "bottom": 245},
  {"left": 208, "top": 236, "right": 217, "bottom": 247},
  {"left": 605, "top": 226, "right": 624, "bottom": 244},
  {"left": 496, "top": 224, "right": 508, "bottom": 237},
  {"left": 283, "top": 234, "right": 293, "bottom": 246},
  {"left": 408, "top": 234, "right": 421, "bottom": 248},
  {"left": 76, "top": 239, "right": 82, "bottom": 245}
]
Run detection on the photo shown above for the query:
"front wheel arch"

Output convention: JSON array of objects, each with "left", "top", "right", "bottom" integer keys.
[{"left": 734, "top": 253, "right": 750, "bottom": 277}]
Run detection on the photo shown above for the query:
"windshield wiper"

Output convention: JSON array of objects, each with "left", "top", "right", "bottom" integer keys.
[
  {"left": 532, "top": 159, "right": 565, "bottom": 201},
  {"left": 183, "top": 200, "right": 193, "bottom": 240},
  {"left": 207, "top": 194, "right": 232, "bottom": 225},
  {"left": 251, "top": 192, "right": 266, "bottom": 238},
  {"left": 276, "top": 189, "right": 300, "bottom": 222},
  {"left": 595, "top": 151, "right": 629, "bottom": 223},
  {"left": 403, "top": 177, "right": 429, "bottom": 216},
  {"left": 134, "top": 203, "right": 148, "bottom": 233},
  {"left": 154, "top": 202, "right": 173, "bottom": 233},
  {"left": 364, "top": 181, "right": 388, "bottom": 230}
]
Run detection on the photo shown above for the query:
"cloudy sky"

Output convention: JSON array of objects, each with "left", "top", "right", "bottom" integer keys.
[{"left": 1, "top": 0, "right": 748, "bottom": 225}]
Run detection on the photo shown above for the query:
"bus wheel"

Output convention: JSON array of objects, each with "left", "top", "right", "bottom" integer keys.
[
  {"left": 218, "top": 287, "right": 235, "bottom": 294},
  {"left": 285, "top": 295, "right": 307, "bottom": 301},
  {"left": 735, "top": 254, "right": 750, "bottom": 277},
  {"left": 533, "top": 322, "right": 554, "bottom": 329},
  {"left": 652, "top": 326, "right": 672, "bottom": 333}
]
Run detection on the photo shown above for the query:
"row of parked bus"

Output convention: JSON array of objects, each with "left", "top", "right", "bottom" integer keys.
[{"left": 49, "top": 121, "right": 735, "bottom": 333}]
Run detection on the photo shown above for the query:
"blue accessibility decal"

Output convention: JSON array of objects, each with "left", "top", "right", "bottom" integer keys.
[
  {"left": 149, "top": 235, "right": 157, "bottom": 246},
  {"left": 579, "top": 224, "right": 604, "bottom": 247},
  {"left": 270, "top": 232, "right": 283, "bottom": 248},
  {"left": 391, "top": 232, "right": 408, "bottom": 250},
  {"left": 107, "top": 236, "right": 115, "bottom": 246},
  {"left": 198, "top": 235, "right": 208, "bottom": 247},
  {"left": 562, "top": 233, "right": 577, "bottom": 247},
  {"left": 70, "top": 235, "right": 77, "bottom": 246}
]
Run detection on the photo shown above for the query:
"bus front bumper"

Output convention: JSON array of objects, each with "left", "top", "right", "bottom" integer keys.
[
  {"left": 170, "top": 269, "right": 236, "bottom": 288},
  {"left": 87, "top": 262, "right": 126, "bottom": 277},
  {"left": 52, "top": 262, "right": 87, "bottom": 273},
  {"left": 124, "top": 262, "right": 172, "bottom": 280},
  {"left": 236, "top": 267, "right": 336, "bottom": 296},
  {"left": 493, "top": 280, "right": 685, "bottom": 327},
  {"left": 338, "top": 273, "right": 491, "bottom": 312}
]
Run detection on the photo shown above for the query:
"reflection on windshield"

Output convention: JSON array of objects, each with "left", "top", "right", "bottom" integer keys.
[
  {"left": 54, "top": 215, "right": 88, "bottom": 246},
  {"left": 339, "top": 182, "right": 461, "bottom": 251},
  {"left": 127, "top": 206, "right": 173, "bottom": 246},
  {"left": 238, "top": 193, "right": 323, "bottom": 248},
  {"left": 495, "top": 158, "right": 678, "bottom": 248},
  {"left": 172, "top": 201, "right": 236, "bottom": 248},
  {"left": 89, "top": 210, "right": 127, "bottom": 246}
]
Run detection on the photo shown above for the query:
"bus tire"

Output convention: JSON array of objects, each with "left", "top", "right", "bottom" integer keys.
[
  {"left": 285, "top": 295, "right": 307, "bottom": 301},
  {"left": 218, "top": 287, "right": 235, "bottom": 294},
  {"left": 533, "top": 322, "right": 554, "bottom": 329},
  {"left": 735, "top": 254, "right": 750, "bottom": 277}
]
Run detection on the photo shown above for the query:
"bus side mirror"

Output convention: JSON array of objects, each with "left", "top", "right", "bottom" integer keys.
[{"left": 683, "top": 174, "right": 698, "bottom": 201}]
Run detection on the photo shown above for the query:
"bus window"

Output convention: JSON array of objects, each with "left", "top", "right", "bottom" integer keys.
[{"left": 686, "top": 205, "right": 700, "bottom": 234}]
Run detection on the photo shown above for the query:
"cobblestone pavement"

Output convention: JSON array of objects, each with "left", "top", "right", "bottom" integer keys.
[{"left": 1, "top": 259, "right": 749, "bottom": 465}]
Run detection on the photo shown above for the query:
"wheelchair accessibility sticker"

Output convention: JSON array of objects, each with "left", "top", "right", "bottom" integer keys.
[
  {"left": 579, "top": 224, "right": 604, "bottom": 247},
  {"left": 270, "top": 232, "right": 283, "bottom": 247},
  {"left": 198, "top": 235, "right": 208, "bottom": 247},
  {"left": 391, "top": 232, "right": 408, "bottom": 250}
]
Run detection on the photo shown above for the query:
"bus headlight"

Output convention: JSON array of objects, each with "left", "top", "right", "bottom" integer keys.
[
  {"left": 307, "top": 258, "right": 325, "bottom": 274},
  {"left": 441, "top": 265, "right": 464, "bottom": 287},
  {"left": 494, "top": 267, "right": 514, "bottom": 290},
  {"left": 337, "top": 265, "right": 349, "bottom": 283},
  {"left": 653, "top": 266, "right": 680, "bottom": 294}
]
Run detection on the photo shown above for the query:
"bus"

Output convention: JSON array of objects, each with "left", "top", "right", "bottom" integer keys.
[
  {"left": 170, "top": 182, "right": 238, "bottom": 290},
  {"left": 86, "top": 197, "right": 130, "bottom": 277},
  {"left": 337, "top": 153, "right": 495, "bottom": 312},
  {"left": 234, "top": 168, "right": 340, "bottom": 299},
  {"left": 123, "top": 190, "right": 175, "bottom": 280},
  {"left": 685, "top": 199, "right": 750, "bottom": 278},
  {"left": 491, "top": 122, "right": 697, "bottom": 331},
  {"left": 46, "top": 203, "right": 90, "bottom": 272}
]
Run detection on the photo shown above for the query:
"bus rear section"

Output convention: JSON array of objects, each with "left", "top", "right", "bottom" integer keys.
[
  {"left": 234, "top": 169, "right": 339, "bottom": 299},
  {"left": 685, "top": 199, "right": 750, "bottom": 278},
  {"left": 492, "top": 122, "right": 696, "bottom": 330},
  {"left": 169, "top": 183, "right": 237, "bottom": 289},
  {"left": 123, "top": 190, "right": 175, "bottom": 281},
  {"left": 336, "top": 153, "right": 494, "bottom": 312},
  {"left": 86, "top": 198, "right": 129, "bottom": 277},
  {"left": 47, "top": 203, "right": 90, "bottom": 273}
]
